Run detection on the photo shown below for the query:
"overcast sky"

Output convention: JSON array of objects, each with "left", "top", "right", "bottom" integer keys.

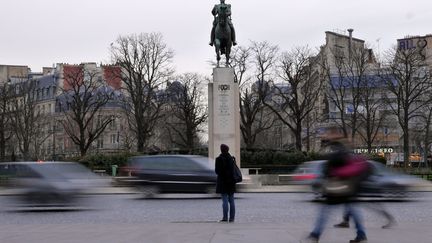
[{"left": 1, "top": 0, "right": 431, "bottom": 75}]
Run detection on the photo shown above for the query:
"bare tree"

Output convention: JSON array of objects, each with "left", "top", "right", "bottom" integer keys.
[
  {"left": 415, "top": 105, "right": 432, "bottom": 168},
  {"left": 250, "top": 41, "right": 279, "bottom": 87},
  {"left": 110, "top": 33, "right": 174, "bottom": 152},
  {"left": 320, "top": 50, "right": 349, "bottom": 138},
  {"left": 320, "top": 45, "right": 369, "bottom": 140},
  {"left": 0, "top": 82, "right": 13, "bottom": 161},
  {"left": 211, "top": 43, "right": 277, "bottom": 149},
  {"left": 231, "top": 46, "right": 251, "bottom": 86},
  {"left": 382, "top": 46, "right": 432, "bottom": 167},
  {"left": 357, "top": 75, "right": 386, "bottom": 153},
  {"left": 348, "top": 46, "right": 385, "bottom": 152},
  {"left": 118, "top": 116, "right": 137, "bottom": 152},
  {"left": 57, "top": 67, "right": 115, "bottom": 156},
  {"left": 230, "top": 45, "right": 274, "bottom": 149},
  {"left": 262, "top": 47, "right": 323, "bottom": 151},
  {"left": 8, "top": 79, "right": 49, "bottom": 160},
  {"left": 164, "top": 73, "right": 208, "bottom": 152},
  {"left": 240, "top": 83, "right": 275, "bottom": 149}
]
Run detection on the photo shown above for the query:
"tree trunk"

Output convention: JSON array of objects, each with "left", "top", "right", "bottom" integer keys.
[
  {"left": 80, "top": 128, "right": 86, "bottom": 157},
  {"left": 0, "top": 123, "right": 5, "bottom": 161},
  {"left": 306, "top": 124, "right": 310, "bottom": 152},
  {"left": 424, "top": 113, "right": 431, "bottom": 168},
  {"left": 245, "top": 130, "right": 253, "bottom": 149},
  {"left": 295, "top": 123, "right": 302, "bottom": 151},
  {"left": 367, "top": 142, "right": 372, "bottom": 154},
  {"left": 80, "top": 148, "right": 86, "bottom": 157},
  {"left": 351, "top": 114, "right": 357, "bottom": 142},
  {"left": 21, "top": 138, "right": 30, "bottom": 160},
  {"left": 137, "top": 136, "right": 145, "bottom": 153},
  {"left": 403, "top": 108, "right": 410, "bottom": 169},
  {"left": 403, "top": 132, "right": 410, "bottom": 170},
  {"left": 423, "top": 139, "right": 429, "bottom": 168},
  {"left": 366, "top": 117, "right": 373, "bottom": 153},
  {"left": 305, "top": 115, "right": 311, "bottom": 152},
  {"left": 0, "top": 135, "right": 5, "bottom": 162}
]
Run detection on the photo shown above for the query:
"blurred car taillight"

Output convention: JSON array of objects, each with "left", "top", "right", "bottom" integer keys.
[{"left": 293, "top": 174, "right": 317, "bottom": 181}]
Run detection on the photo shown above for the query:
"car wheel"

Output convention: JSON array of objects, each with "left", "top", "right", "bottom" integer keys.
[
  {"left": 206, "top": 186, "right": 216, "bottom": 194},
  {"left": 139, "top": 185, "right": 159, "bottom": 198},
  {"left": 383, "top": 186, "right": 407, "bottom": 199}
]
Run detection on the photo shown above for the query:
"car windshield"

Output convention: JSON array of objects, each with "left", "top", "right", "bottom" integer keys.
[
  {"left": 369, "top": 161, "right": 396, "bottom": 176},
  {"left": 129, "top": 156, "right": 214, "bottom": 171},
  {"left": 293, "top": 161, "right": 324, "bottom": 174},
  {"left": 190, "top": 156, "right": 214, "bottom": 170},
  {"left": 28, "top": 162, "right": 96, "bottom": 179}
]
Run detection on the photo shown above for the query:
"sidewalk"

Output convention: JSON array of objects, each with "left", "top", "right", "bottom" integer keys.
[
  {"left": 0, "top": 221, "right": 431, "bottom": 243},
  {"left": 1, "top": 183, "right": 432, "bottom": 196}
]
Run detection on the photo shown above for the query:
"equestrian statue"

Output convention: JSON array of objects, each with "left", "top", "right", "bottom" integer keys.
[{"left": 209, "top": 0, "right": 237, "bottom": 67}]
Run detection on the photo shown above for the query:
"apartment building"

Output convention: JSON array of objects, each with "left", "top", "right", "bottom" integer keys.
[
  {"left": 2, "top": 63, "right": 131, "bottom": 160},
  {"left": 317, "top": 30, "right": 432, "bottom": 164},
  {"left": 0, "top": 65, "right": 30, "bottom": 85}
]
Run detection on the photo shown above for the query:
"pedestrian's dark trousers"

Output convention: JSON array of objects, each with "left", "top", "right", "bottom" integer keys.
[{"left": 221, "top": 193, "right": 235, "bottom": 220}]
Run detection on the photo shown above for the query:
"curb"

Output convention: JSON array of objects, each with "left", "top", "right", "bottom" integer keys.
[{"left": 1, "top": 184, "right": 431, "bottom": 196}]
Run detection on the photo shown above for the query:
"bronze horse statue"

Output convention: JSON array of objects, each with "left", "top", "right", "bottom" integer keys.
[{"left": 214, "top": 5, "right": 232, "bottom": 67}]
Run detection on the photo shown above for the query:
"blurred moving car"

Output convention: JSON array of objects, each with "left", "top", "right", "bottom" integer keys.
[
  {"left": 118, "top": 155, "right": 217, "bottom": 196},
  {"left": 0, "top": 161, "right": 104, "bottom": 207},
  {"left": 286, "top": 161, "right": 324, "bottom": 184},
  {"left": 290, "top": 160, "right": 422, "bottom": 198}
]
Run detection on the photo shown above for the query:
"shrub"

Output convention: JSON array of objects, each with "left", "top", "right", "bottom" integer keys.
[
  {"left": 74, "top": 152, "right": 140, "bottom": 174},
  {"left": 239, "top": 149, "right": 324, "bottom": 174},
  {"left": 362, "top": 153, "right": 387, "bottom": 164}
]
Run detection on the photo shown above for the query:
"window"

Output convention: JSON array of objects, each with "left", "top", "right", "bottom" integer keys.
[
  {"left": 111, "top": 133, "right": 119, "bottom": 144},
  {"left": 110, "top": 118, "right": 117, "bottom": 129},
  {"left": 97, "top": 138, "right": 104, "bottom": 149}
]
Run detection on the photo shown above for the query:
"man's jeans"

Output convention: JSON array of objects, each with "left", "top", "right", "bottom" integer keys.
[
  {"left": 221, "top": 193, "right": 235, "bottom": 220},
  {"left": 311, "top": 203, "right": 366, "bottom": 239}
]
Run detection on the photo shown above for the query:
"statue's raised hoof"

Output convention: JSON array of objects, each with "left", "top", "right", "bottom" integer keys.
[{"left": 233, "top": 42, "right": 237, "bottom": 46}]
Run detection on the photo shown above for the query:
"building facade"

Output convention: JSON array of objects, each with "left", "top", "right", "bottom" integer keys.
[
  {"left": 2, "top": 63, "right": 134, "bottom": 160},
  {"left": 317, "top": 30, "right": 432, "bottom": 165}
]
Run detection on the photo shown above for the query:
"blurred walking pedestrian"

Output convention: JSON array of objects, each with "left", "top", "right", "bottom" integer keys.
[
  {"left": 334, "top": 201, "right": 396, "bottom": 229},
  {"left": 215, "top": 144, "right": 236, "bottom": 223},
  {"left": 302, "top": 130, "right": 369, "bottom": 243}
]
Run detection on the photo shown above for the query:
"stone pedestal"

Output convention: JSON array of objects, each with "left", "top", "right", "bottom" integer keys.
[{"left": 208, "top": 67, "right": 241, "bottom": 166}]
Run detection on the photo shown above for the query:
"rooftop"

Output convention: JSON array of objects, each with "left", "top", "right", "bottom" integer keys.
[{"left": 325, "top": 31, "right": 365, "bottom": 43}]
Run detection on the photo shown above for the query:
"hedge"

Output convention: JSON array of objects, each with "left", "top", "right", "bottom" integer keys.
[
  {"left": 70, "top": 152, "right": 140, "bottom": 175},
  {"left": 70, "top": 149, "right": 386, "bottom": 175}
]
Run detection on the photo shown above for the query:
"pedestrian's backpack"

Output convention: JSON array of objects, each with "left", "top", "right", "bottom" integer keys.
[
  {"left": 331, "top": 155, "right": 369, "bottom": 179},
  {"left": 232, "top": 157, "right": 242, "bottom": 183},
  {"left": 323, "top": 155, "right": 369, "bottom": 198}
]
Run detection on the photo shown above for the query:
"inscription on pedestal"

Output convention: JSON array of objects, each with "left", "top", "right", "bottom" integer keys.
[{"left": 208, "top": 67, "right": 241, "bottom": 166}]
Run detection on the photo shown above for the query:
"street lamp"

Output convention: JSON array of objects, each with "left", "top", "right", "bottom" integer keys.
[{"left": 52, "top": 123, "right": 56, "bottom": 161}]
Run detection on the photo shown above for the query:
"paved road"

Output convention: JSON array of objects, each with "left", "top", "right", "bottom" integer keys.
[{"left": 0, "top": 193, "right": 431, "bottom": 242}]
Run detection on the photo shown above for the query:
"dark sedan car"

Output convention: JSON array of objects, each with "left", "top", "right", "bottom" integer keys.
[
  {"left": 0, "top": 161, "right": 103, "bottom": 207},
  {"left": 290, "top": 160, "right": 422, "bottom": 198},
  {"left": 118, "top": 155, "right": 217, "bottom": 197}
]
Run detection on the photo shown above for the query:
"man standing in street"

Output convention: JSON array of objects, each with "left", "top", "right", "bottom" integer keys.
[{"left": 215, "top": 144, "right": 236, "bottom": 222}]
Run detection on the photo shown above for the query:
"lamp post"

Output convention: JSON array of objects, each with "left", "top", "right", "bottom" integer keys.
[
  {"left": 117, "top": 130, "right": 120, "bottom": 151},
  {"left": 52, "top": 123, "right": 56, "bottom": 161}
]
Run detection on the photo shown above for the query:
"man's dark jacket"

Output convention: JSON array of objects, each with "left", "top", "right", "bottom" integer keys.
[{"left": 215, "top": 152, "right": 236, "bottom": 194}]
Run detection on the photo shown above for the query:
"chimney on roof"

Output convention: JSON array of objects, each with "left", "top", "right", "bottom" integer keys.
[{"left": 348, "top": 28, "right": 354, "bottom": 60}]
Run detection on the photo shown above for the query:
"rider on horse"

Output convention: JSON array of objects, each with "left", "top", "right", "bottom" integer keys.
[{"left": 209, "top": 0, "right": 237, "bottom": 47}]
